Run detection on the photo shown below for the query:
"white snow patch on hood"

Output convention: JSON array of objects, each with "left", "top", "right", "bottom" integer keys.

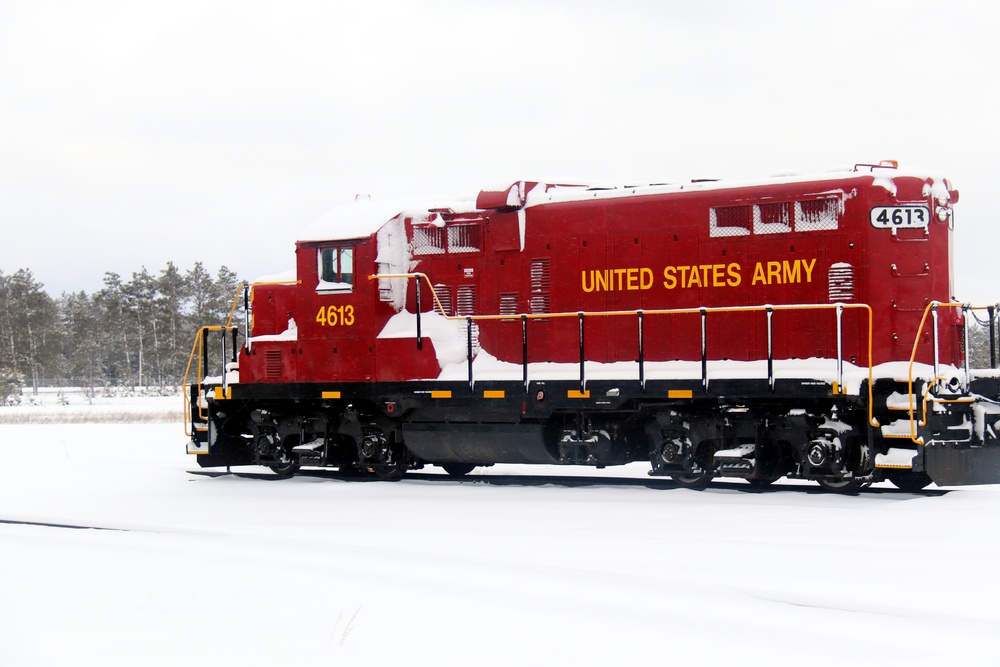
[
  {"left": 377, "top": 311, "right": 470, "bottom": 369},
  {"left": 252, "top": 268, "right": 297, "bottom": 284}
]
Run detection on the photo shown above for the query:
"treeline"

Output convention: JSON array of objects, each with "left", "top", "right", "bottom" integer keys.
[{"left": 1, "top": 263, "right": 243, "bottom": 401}]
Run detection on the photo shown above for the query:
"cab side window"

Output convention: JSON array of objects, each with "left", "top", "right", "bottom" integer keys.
[{"left": 318, "top": 246, "right": 353, "bottom": 293}]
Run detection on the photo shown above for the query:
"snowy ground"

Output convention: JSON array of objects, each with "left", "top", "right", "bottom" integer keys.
[{"left": 2, "top": 403, "right": 1000, "bottom": 665}]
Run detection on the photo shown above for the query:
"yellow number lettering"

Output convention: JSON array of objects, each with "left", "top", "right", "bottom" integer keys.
[{"left": 317, "top": 304, "right": 357, "bottom": 326}]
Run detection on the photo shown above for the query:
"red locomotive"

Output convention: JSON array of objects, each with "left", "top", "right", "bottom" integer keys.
[{"left": 185, "top": 161, "right": 1000, "bottom": 491}]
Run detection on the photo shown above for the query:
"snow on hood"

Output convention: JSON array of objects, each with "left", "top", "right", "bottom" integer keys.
[{"left": 252, "top": 268, "right": 297, "bottom": 284}]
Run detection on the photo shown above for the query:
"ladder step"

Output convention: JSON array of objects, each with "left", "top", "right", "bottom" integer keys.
[
  {"left": 886, "top": 391, "right": 917, "bottom": 411},
  {"left": 880, "top": 419, "right": 918, "bottom": 438}
]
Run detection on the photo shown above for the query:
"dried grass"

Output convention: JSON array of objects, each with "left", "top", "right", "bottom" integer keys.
[{"left": 0, "top": 409, "right": 182, "bottom": 425}]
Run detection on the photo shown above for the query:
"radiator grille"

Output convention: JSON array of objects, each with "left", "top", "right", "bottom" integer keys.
[
  {"left": 709, "top": 205, "right": 752, "bottom": 237},
  {"left": 264, "top": 349, "right": 283, "bottom": 379},
  {"left": 753, "top": 202, "right": 793, "bottom": 235},
  {"left": 796, "top": 198, "right": 840, "bottom": 232},
  {"left": 412, "top": 226, "right": 446, "bottom": 255},
  {"left": 448, "top": 224, "right": 481, "bottom": 253}
]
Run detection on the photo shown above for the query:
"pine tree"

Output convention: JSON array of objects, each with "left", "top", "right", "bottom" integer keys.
[
  {"left": 59, "top": 291, "right": 103, "bottom": 390},
  {"left": 0, "top": 269, "right": 60, "bottom": 393},
  {"left": 156, "top": 262, "right": 189, "bottom": 384},
  {"left": 185, "top": 262, "right": 215, "bottom": 327},
  {"left": 94, "top": 272, "right": 134, "bottom": 386}
]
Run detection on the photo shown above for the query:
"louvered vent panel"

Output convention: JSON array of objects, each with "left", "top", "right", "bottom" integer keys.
[
  {"left": 499, "top": 292, "right": 519, "bottom": 317},
  {"left": 529, "top": 258, "right": 551, "bottom": 314},
  {"left": 456, "top": 285, "right": 476, "bottom": 316},
  {"left": 455, "top": 285, "right": 480, "bottom": 355},
  {"left": 828, "top": 263, "right": 855, "bottom": 302},
  {"left": 264, "top": 349, "right": 283, "bottom": 379},
  {"left": 434, "top": 284, "right": 453, "bottom": 316},
  {"left": 378, "top": 262, "right": 393, "bottom": 302}
]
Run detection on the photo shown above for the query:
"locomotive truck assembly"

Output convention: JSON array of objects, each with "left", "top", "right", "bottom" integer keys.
[{"left": 185, "top": 161, "right": 1000, "bottom": 491}]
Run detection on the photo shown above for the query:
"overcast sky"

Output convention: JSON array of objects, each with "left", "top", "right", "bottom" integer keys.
[{"left": 2, "top": 0, "right": 998, "bottom": 303}]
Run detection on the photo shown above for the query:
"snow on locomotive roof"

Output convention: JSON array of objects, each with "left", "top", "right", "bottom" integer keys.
[
  {"left": 297, "top": 165, "right": 953, "bottom": 243},
  {"left": 523, "top": 166, "right": 954, "bottom": 208},
  {"left": 298, "top": 195, "right": 479, "bottom": 243}
]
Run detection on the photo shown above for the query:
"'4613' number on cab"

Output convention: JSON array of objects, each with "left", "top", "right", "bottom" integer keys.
[
  {"left": 316, "top": 304, "right": 355, "bottom": 327},
  {"left": 870, "top": 206, "right": 929, "bottom": 230}
]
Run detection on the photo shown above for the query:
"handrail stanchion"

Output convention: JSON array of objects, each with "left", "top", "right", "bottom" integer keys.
[
  {"left": 201, "top": 328, "right": 210, "bottom": 385},
  {"left": 521, "top": 314, "right": 529, "bottom": 393},
  {"left": 931, "top": 302, "right": 940, "bottom": 383},
  {"left": 962, "top": 303, "right": 971, "bottom": 391},
  {"left": 578, "top": 312, "right": 586, "bottom": 393},
  {"left": 638, "top": 310, "right": 646, "bottom": 392},
  {"left": 766, "top": 306, "right": 774, "bottom": 392},
  {"left": 700, "top": 308, "right": 708, "bottom": 391},
  {"left": 989, "top": 305, "right": 997, "bottom": 370},
  {"left": 466, "top": 316, "right": 474, "bottom": 392},
  {"left": 243, "top": 284, "right": 251, "bottom": 352},
  {"left": 836, "top": 303, "right": 844, "bottom": 393},
  {"left": 415, "top": 278, "right": 423, "bottom": 351},
  {"left": 221, "top": 329, "right": 228, "bottom": 393}
]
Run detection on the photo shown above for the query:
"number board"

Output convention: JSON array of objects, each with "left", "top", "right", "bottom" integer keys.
[{"left": 870, "top": 206, "right": 929, "bottom": 230}]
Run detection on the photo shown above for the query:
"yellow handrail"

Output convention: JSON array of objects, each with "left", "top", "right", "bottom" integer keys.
[
  {"left": 371, "top": 272, "right": 876, "bottom": 425},
  {"left": 224, "top": 282, "right": 247, "bottom": 328},
  {"left": 182, "top": 284, "right": 248, "bottom": 437},
  {"left": 905, "top": 301, "right": 996, "bottom": 444},
  {"left": 182, "top": 325, "right": 237, "bottom": 436}
]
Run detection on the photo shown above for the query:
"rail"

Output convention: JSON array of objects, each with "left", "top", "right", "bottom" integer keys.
[
  {"left": 371, "top": 272, "right": 876, "bottom": 426},
  {"left": 181, "top": 284, "right": 246, "bottom": 436},
  {"left": 905, "top": 301, "right": 999, "bottom": 444}
]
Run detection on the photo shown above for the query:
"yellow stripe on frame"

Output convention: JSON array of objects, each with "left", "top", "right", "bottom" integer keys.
[
  {"left": 483, "top": 390, "right": 505, "bottom": 399},
  {"left": 321, "top": 391, "right": 341, "bottom": 399},
  {"left": 431, "top": 390, "right": 453, "bottom": 399},
  {"left": 667, "top": 389, "right": 693, "bottom": 399},
  {"left": 213, "top": 387, "right": 232, "bottom": 400},
  {"left": 567, "top": 390, "right": 590, "bottom": 399}
]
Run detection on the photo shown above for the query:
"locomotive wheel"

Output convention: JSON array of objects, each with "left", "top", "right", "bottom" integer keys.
[
  {"left": 373, "top": 433, "right": 409, "bottom": 481},
  {"left": 441, "top": 463, "right": 476, "bottom": 477},
  {"left": 816, "top": 477, "right": 862, "bottom": 493},
  {"left": 373, "top": 461, "right": 406, "bottom": 481},
  {"left": 670, "top": 471, "right": 714, "bottom": 490},
  {"left": 268, "top": 460, "right": 301, "bottom": 476},
  {"left": 885, "top": 470, "right": 933, "bottom": 492}
]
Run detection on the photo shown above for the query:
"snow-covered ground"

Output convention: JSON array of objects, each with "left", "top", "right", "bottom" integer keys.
[{"left": 2, "top": 403, "right": 1000, "bottom": 665}]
